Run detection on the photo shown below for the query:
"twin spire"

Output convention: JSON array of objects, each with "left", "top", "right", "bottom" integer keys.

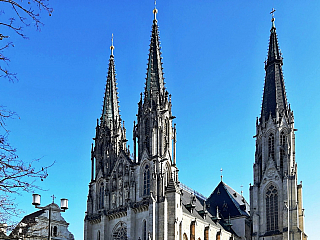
[
  {"left": 101, "top": 34, "right": 121, "bottom": 130},
  {"left": 145, "top": 2, "right": 166, "bottom": 103},
  {"left": 101, "top": 3, "right": 164, "bottom": 129},
  {"left": 261, "top": 9, "right": 289, "bottom": 122}
]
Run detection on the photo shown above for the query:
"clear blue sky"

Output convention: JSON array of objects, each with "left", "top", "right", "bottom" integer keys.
[{"left": 1, "top": 0, "right": 319, "bottom": 239}]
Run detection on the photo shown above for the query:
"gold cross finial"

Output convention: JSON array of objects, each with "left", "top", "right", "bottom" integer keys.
[
  {"left": 153, "top": 0, "right": 158, "bottom": 21},
  {"left": 110, "top": 33, "right": 114, "bottom": 55},
  {"left": 270, "top": 8, "right": 276, "bottom": 20},
  {"left": 220, "top": 168, "right": 223, "bottom": 181}
]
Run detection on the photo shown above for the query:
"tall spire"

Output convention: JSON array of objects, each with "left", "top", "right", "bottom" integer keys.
[
  {"left": 145, "top": 4, "right": 165, "bottom": 102},
  {"left": 101, "top": 34, "right": 121, "bottom": 128},
  {"left": 261, "top": 10, "right": 288, "bottom": 122}
]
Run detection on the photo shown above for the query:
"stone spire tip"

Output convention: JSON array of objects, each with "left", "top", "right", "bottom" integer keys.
[
  {"left": 153, "top": 0, "right": 158, "bottom": 22},
  {"left": 110, "top": 33, "right": 114, "bottom": 56}
]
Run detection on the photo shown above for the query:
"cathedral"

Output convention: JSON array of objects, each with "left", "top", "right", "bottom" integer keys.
[{"left": 84, "top": 6, "right": 307, "bottom": 240}]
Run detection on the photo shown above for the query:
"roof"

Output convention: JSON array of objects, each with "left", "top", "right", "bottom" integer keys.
[
  {"left": 9, "top": 209, "right": 45, "bottom": 238},
  {"left": 206, "top": 181, "right": 250, "bottom": 219},
  {"left": 179, "top": 184, "right": 238, "bottom": 236}
]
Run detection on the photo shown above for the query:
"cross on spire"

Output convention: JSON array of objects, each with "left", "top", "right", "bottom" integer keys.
[
  {"left": 270, "top": 8, "right": 276, "bottom": 20},
  {"left": 220, "top": 168, "right": 223, "bottom": 182},
  {"left": 51, "top": 194, "right": 56, "bottom": 203}
]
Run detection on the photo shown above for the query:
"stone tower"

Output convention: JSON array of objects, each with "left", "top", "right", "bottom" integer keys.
[
  {"left": 250, "top": 15, "right": 307, "bottom": 240},
  {"left": 132, "top": 6, "right": 180, "bottom": 239},
  {"left": 84, "top": 7, "right": 181, "bottom": 240}
]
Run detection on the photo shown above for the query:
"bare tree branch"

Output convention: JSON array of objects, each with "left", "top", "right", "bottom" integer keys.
[
  {"left": 0, "top": 106, "right": 53, "bottom": 229},
  {"left": 0, "top": 0, "right": 53, "bottom": 81}
]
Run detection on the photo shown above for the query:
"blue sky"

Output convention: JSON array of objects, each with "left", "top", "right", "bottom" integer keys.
[{"left": 1, "top": 0, "right": 319, "bottom": 239}]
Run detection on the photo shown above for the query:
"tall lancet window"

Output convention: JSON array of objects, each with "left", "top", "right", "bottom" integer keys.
[
  {"left": 280, "top": 132, "right": 286, "bottom": 170},
  {"left": 143, "top": 220, "right": 147, "bottom": 240},
  {"left": 143, "top": 165, "right": 150, "bottom": 195},
  {"left": 98, "top": 184, "right": 104, "bottom": 209},
  {"left": 268, "top": 133, "right": 275, "bottom": 160},
  {"left": 163, "top": 119, "right": 169, "bottom": 153},
  {"left": 145, "top": 118, "right": 150, "bottom": 153},
  {"left": 266, "top": 184, "right": 279, "bottom": 231}
]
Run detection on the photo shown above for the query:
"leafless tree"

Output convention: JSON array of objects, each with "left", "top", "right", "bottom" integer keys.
[
  {"left": 0, "top": 106, "right": 52, "bottom": 230},
  {"left": 0, "top": 0, "right": 53, "bottom": 81},
  {"left": 0, "top": 0, "right": 53, "bottom": 230}
]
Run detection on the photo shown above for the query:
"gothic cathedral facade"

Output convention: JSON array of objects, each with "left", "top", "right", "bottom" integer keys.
[{"left": 84, "top": 7, "right": 307, "bottom": 240}]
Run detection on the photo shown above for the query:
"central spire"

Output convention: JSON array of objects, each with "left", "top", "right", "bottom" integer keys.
[
  {"left": 261, "top": 11, "right": 288, "bottom": 122},
  {"left": 144, "top": 4, "right": 165, "bottom": 103},
  {"left": 101, "top": 34, "right": 121, "bottom": 129}
]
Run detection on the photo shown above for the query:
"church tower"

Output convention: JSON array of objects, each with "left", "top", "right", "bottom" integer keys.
[
  {"left": 250, "top": 13, "right": 307, "bottom": 240},
  {"left": 84, "top": 7, "right": 181, "bottom": 240},
  {"left": 132, "top": 5, "right": 180, "bottom": 239}
]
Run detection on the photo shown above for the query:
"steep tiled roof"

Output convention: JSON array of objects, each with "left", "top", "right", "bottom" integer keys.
[
  {"left": 180, "top": 185, "right": 238, "bottom": 236},
  {"left": 206, "top": 181, "right": 249, "bottom": 219}
]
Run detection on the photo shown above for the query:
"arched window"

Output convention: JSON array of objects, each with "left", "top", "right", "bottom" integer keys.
[
  {"left": 183, "top": 233, "right": 188, "bottom": 240},
  {"left": 268, "top": 133, "right": 274, "bottom": 159},
  {"left": 280, "top": 132, "right": 286, "bottom": 170},
  {"left": 259, "top": 156, "right": 263, "bottom": 179},
  {"left": 216, "top": 231, "right": 220, "bottom": 240},
  {"left": 112, "top": 222, "right": 127, "bottom": 240},
  {"left": 280, "top": 148, "right": 285, "bottom": 170},
  {"left": 53, "top": 226, "right": 57, "bottom": 237},
  {"left": 143, "top": 220, "right": 147, "bottom": 240},
  {"left": 179, "top": 222, "right": 182, "bottom": 240},
  {"left": 266, "top": 184, "right": 279, "bottom": 231},
  {"left": 98, "top": 184, "right": 104, "bottom": 209},
  {"left": 163, "top": 119, "right": 169, "bottom": 153},
  {"left": 97, "top": 230, "right": 100, "bottom": 240},
  {"left": 204, "top": 227, "right": 209, "bottom": 240},
  {"left": 164, "top": 167, "right": 169, "bottom": 187},
  {"left": 190, "top": 221, "right": 195, "bottom": 240},
  {"left": 143, "top": 165, "right": 150, "bottom": 195},
  {"left": 145, "top": 118, "right": 150, "bottom": 152},
  {"left": 280, "top": 132, "right": 286, "bottom": 146}
]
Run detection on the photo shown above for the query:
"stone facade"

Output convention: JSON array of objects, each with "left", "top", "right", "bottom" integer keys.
[{"left": 9, "top": 203, "right": 74, "bottom": 240}]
